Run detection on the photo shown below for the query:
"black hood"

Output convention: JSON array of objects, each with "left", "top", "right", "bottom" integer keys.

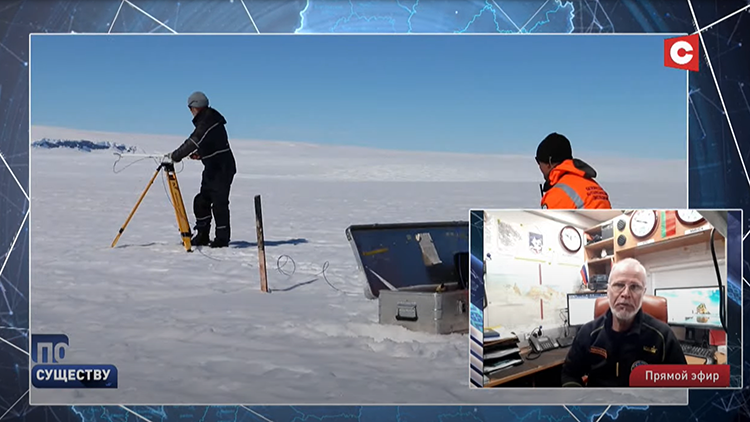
[
  {"left": 193, "top": 107, "right": 227, "bottom": 127},
  {"left": 571, "top": 158, "right": 598, "bottom": 178},
  {"left": 541, "top": 158, "right": 598, "bottom": 194}
]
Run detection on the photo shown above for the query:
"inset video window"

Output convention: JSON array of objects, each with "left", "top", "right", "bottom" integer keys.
[{"left": 469, "top": 209, "right": 742, "bottom": 390}]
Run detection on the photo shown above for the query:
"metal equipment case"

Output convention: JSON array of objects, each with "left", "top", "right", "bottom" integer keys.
[
  {"left": 378, "top": 282, "right": 468, "bottom": 335},
  {"left": 345, "top": 221, "right": 470, "bottom": 335}
]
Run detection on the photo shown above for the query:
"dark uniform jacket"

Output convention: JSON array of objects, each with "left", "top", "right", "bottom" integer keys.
[
  {"left": 561, "top": 309, "right": 687, "bottom": 387},
  {"left": 170, "top": 107, "right": 237, "bottom": 178}
]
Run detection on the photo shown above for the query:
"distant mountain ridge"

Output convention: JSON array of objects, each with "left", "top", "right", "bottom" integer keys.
[{"left": 32, "top": 138, "right": 137, "bottom": 153}]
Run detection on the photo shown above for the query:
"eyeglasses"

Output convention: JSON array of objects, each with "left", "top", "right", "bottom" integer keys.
[{"left": 609, "top": 282, "right": 644, "bottom": 294}]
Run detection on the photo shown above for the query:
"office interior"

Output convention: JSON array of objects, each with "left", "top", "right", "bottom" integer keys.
[{"left": 480, "top": 209, "right": 730, "bottom": 388}]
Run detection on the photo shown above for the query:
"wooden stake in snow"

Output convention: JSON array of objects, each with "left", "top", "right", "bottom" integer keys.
[{"left": 254, "top": 195, "right": 269, "bottom": 293}]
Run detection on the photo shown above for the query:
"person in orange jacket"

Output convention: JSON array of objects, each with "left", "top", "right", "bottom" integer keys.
[{"left": 535, "top": 133, "right": 612, "bottom": 209}]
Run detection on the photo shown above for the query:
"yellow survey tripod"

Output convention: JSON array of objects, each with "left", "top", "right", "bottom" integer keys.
[{"left": 111, "top": 157, "right": 193, "bottom": 252}]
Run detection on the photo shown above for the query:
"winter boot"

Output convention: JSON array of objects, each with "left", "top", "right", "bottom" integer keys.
[
  {"left": 191, "top": 229, "right": 210, "bottom": 247},
  {"left": 209, "top": 237, "right": 229, "bottom": 248},
  {"left": 210, "top": 225, "right": 230, "bottom": 248}
]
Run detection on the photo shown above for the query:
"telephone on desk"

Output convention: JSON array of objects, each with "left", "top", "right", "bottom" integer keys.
[{"left": 529, "top": 335, "right": 557, "bottom": 353}]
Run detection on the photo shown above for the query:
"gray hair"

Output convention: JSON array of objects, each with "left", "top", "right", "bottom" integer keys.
[{"left": 609, "top": 257, "right": 647, "bottom": 285}]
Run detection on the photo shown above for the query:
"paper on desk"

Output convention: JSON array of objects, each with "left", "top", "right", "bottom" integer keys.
[
  {"left": 483, "top": 358, "right": 524, "bottom": 374},
  {"left": 484, "top": 327, "right": 516, "bottom": 341},
  {"left": 484, "top": 346, "right": 521, "bottom": 361}
]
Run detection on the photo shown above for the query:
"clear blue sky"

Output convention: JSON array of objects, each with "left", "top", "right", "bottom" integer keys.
[{"left": 30, "top": 34, "right": 687, "bottom": 158}]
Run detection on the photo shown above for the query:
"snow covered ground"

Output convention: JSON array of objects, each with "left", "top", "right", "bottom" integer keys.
[{"left": 29, "top": 125, "right": 688, "bottom": 405}]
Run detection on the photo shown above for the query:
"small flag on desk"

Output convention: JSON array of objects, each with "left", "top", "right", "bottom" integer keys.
[{"left": 581, "top": 264, "right": 589, "bottom": 286}]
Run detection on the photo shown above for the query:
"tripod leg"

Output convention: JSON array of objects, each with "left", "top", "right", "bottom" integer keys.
[
  {"left": 111, "top": 166, "right": 161, "bottom": 248},
  {"left": 165, "top": 168, "right": 193, "bottom": 252}
]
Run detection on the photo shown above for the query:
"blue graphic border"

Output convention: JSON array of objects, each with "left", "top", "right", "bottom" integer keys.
[{"left": 1, "top": 0, "right": 749, "bottom": 421}]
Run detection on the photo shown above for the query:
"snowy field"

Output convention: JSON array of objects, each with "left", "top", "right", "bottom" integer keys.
[{"left": 29, "top": 125, "right": 688, "bottom": 405}]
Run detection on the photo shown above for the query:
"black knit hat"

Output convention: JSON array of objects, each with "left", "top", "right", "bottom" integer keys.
[{"left": 536, "top": 133, "right": 573, "bottom": 164}]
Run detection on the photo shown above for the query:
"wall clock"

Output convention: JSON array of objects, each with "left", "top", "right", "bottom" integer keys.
[
  {"left": 630, "top": 210, "right": 658, "bottom": 239},
  {"left": 676, "top": 210, "right": 705, "bottom": 225},
  {"left": 560, "top": 225, "right": 582, "bottom": 253}
]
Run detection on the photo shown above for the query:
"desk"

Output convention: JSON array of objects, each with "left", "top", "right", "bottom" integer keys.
[
  {"left": 484, "top": 349, "right": 727, "bottom": 387},
  {"left": 484, "top": 347, "right": 569, "bottom": 388},
  {"left": 686, "top": 352, "right": 726, "bottom": 365}
]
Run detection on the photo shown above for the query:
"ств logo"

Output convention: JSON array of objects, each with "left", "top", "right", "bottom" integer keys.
[{"left": 664, "top": 34, "right": 700, "bottom": 72}]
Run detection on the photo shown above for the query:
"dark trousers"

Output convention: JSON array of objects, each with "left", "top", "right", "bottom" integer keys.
[{"left": 193, "top": 169, "right": 234, "bottom": 241}]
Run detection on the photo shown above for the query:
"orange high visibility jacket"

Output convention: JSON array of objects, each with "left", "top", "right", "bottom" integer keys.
[{"left": 540, "top": 159, "right": 611, "bottom": 209}]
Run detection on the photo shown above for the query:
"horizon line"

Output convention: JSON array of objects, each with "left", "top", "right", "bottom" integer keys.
[{"left": 29, "top": 124, "right": 687, "bottom": 162}]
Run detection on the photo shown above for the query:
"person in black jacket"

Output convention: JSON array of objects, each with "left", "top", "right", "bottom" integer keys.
[
  {"left": 561, "top": 258, "right": 686, "bottom": 387},
  {"left": 169, "top": 91, "right": 237, "bottom": 248}
]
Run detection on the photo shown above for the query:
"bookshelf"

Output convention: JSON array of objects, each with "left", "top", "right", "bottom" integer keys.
[
  {"left": 581, "top": 210, "right": 725, "bottom": 290},
  {"left": 612, "top": 210, "right": 724, "bottom": 261},
  {"left": 583, "top": 220, "right": 615, "bottom": 290}
]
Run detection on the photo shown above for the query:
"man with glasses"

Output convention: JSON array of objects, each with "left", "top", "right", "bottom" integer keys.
[
  {"left": 535, "top": 133, "right": 612, "bottom": 209},
  {"left": 560, "top": 258, "right": 686, "bottom": 387},
  {"left": 168, "top": 91, "right": 237, "bottom": 248}
]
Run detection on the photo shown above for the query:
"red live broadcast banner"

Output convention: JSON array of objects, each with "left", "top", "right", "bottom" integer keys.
[{"left": 630, "top": 365, "right": 730, "bottom": 387}]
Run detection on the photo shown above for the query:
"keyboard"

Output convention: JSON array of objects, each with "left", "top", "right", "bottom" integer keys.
[
  {"left": 556, "top": 336, "right": 575, "bottom": 348},
  {"left": 680, "top": 343, "right": 714, "bottom": 360}
]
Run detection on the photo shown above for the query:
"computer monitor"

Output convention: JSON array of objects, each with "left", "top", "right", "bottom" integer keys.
[
  {"left": 567, "top": 292, "right": 607, "bottom": 326},
  {"left": 654, "top": 286, "right": 723, "bottom": 329}
]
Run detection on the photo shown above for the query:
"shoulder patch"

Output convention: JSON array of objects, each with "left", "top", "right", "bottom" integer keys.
[
  {"left": 631, "top": 360, "right": 648, "bottom": 371},
  {"left": 590, "top": 346, "right": 607, "bottom": 359}
]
